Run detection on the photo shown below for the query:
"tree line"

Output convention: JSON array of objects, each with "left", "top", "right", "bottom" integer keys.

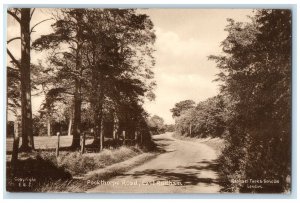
[
  {"left": 172, "top": 9, "right": 291, "bottom": 193},
  {"left": 7, "top": 8, "right": 157, "bottom": 153}
]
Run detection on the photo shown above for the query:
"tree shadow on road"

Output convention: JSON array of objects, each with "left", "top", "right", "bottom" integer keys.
[
  {"left": 120, "top": 159, "right": 222, "bottom": 189},
  {"left": 151, "top": 137, "right": 175, "bottom": 153},
  {"left": 125, "top": 168, "right": 219, "bottom": 187},
  {"left": 182, "top": 160, "right": 219, "bottom": 171}
]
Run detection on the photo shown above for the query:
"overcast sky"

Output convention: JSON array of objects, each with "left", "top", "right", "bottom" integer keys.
[
  {"left": 142, "top": 9, "right": 253, "bottom": 124},
  {"left": 7, "top": 8, "right": 253, "bottom": 123}
]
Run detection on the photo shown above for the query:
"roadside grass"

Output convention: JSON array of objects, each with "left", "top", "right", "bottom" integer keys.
[
  {"left": 6, "top": 146, "right": 158, "bottom": 192},
  {"left": 35, "top": 152, "right": 157, "bottom": 192},
  {"left": 6, "top": 154, "right": 72, "bottom": 192},
  {"left": 56, "top": 146, "right": 141, "bottom": 176},
  {"left": 172, "top": 132, "right": 227, "bottom": 156}
]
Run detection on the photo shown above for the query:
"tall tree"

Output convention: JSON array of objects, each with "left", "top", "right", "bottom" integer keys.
[
  {"left": 7, "top": 8, "right": 33, "bottom": 151},
  {"left": 33, "top": 8, "right": 156, "bottom": 151},
  {"left": 7, "top": 8, "right": 52, "bottom": 151},
  {"left": 33, "top": 9, "right": 87, "bottom": 149},
  {"left": 83, "top": 9, "right": 156, "bottom": 150}
]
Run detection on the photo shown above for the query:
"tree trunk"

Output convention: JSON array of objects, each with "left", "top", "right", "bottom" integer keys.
[
  {"left": 97, "top": 89, "right": 105, "bottom": 151},
  {"left": 81, "top": 132, "right": 86, "bottom": 154},
  {"left": 99, "top": 117, "right": 104, "bottom": 151},
  {"left": 91, "top": 79, "right": 105, "bottom": 150},
  {"left": 71, "top": 79, "right": 81, "bottom": 149},
  {"left": 92, "top": 107, "right": 104, "bottom": 150},
  {"left": 19, "top": 8, "right": 34, "bottom": 152},
  {"left": 135, "top": 131, "right": 138, "bottom": 147},
  {"left": 91, "top": 98, "right": 101, "bottom": 147},
  {"left": 67, "top": 114, "right": 72, "bottom": 136},
  {"left": 112, "top": 113, "right": 118, "bottom": 140},
  {"left": 71, "top": 38, "right": 83, "bottom": 149}
]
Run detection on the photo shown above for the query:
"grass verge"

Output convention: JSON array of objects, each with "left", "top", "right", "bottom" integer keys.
[
  {"left": 172, "top": 132, "right": 227, "bottom": 156},
  {"left": 56, "top": 146, "right": 142, "bottom": 176},
  {"left": 7, "top": 146, "right": 158, "bottom": 192},
  {"left": 35, "top": 152, "right": 158, "bottom": 192}
]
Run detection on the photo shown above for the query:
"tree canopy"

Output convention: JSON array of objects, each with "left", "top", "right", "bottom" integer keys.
[
  {"left": 170, "top": 100, "right": 196, "bottom": 118},
  {"left": 209, "top": 9, "right": 291, "bottom": 193}
]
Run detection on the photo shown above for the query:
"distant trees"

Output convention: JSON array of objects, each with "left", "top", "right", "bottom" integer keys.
[
  {"left": 148, "top": 115, "right": 165, "bottom": 135},
  {"left": 174, "top": 96, "right": 228, "bottom": 138},
  {"left": 170, "top": 100, "right": 195, "bottom": 118},
  {"left": 164, "top": 124, "right": 175, "bottom": 132}
]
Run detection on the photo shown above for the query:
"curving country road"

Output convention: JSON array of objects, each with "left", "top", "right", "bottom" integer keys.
[{"left": 88, "top": 132, "right": 221, "bottom": 193}]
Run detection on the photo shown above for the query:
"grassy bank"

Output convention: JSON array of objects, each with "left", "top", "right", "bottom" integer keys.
[
  {"left": 57, "top": 146, "right": 141, "bottom": 176},
  {"left": 36, "top": 152, "right": 157, "bottom": 192},
  {"left": 6, "top": 146, "right": 157, "bottom": 192}
]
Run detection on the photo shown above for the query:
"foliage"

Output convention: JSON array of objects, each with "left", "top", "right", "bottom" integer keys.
[
  {"left": 209, "top": 9, "right": 291, "bottom": 193},
  {"left": 7, "top": 65, "right": 21, "bottom": 115},
  {"left": 31, "top": 9, "right": 156, "bottom": 148},
  {"left": 147, "top": 115, "right": 165, "bottom": 135},
  {"left": 164, "top": 124, "right": 175, "bottom": 132},
  {"left": 170, "top": 100, "right": 195, "bottom": 118},
  {"left": 174, "top": 95, "right": 228, "bottom": 138}
]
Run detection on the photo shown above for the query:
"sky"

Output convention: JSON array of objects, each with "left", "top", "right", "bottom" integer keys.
[
  {"left": 7, "top": 8, "right": 253, "bottom": 123},
  {"left": 142, "top": 9, "right": 253, "bottom": 124}
]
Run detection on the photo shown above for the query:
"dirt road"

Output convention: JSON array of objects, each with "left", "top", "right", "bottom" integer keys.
[{"left": 88, "top": 132, "right": 221, "bottom": 193}]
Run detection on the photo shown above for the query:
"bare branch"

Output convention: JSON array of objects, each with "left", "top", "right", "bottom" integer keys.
[
  {"left": 30, "top": 8, "right": 35, "bottom": 20},
  {"left": 7, "top": 48, "right": 20, "bottom": 69},
  {"left": 69, "top": 46, "right": 77, "bottom": 51},
  {"left": 7, "top": 37, "right": 21, "bottom": 44},
  {"left": 7, "top": 10, "right": 21, "bottom": 23},
  {"left": 85, "top": 51, "right": 92, "bottom": 67},
  {"left": 7, "top": 66, "right": 19, "bottom": 71},
  {"left": 66, "top": 52, "right": 77, "bottom": 60},
  {"left": 30, "top": 18, "right": 53, "bottom": 34}
]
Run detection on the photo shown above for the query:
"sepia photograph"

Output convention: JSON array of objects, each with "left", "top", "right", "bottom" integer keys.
[{"left": 5, "top": 7, "right": 292, "bottom": 194}]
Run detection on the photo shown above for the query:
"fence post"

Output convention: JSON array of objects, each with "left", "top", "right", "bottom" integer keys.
[
  {"left": 56, "top": 131, "right": 60, "bottom": 157},
  {"left": 81, "top": 132, "right": 86, "bottom": 154}
]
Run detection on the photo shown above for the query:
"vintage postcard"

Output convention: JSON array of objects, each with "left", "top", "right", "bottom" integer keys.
[{"left": 5, "top": 7, "right": 292, "bottom": 194}]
